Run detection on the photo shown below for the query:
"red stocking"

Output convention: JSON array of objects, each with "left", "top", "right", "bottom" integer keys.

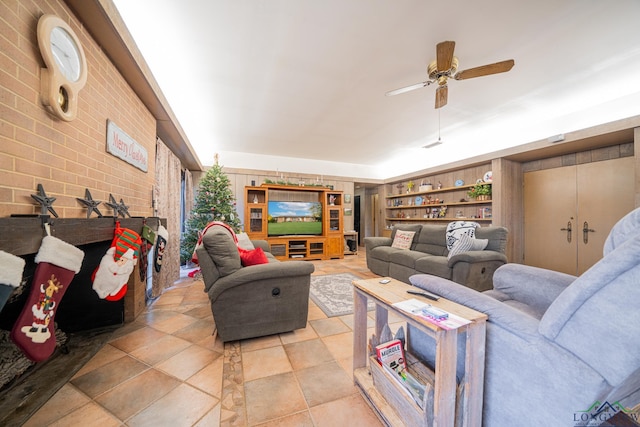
[{"left": 10, "top": 236, "right": 84, "bottom": 362}]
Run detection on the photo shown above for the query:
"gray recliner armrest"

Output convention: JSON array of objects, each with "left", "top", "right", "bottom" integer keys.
[
  {"left": 491, "top": 264, "right": 576, "bottom": 313},
  {"left": 208, "top": 261, "right": 314, "bottom": 302},
  {"left": 364, "top": 236, "right": 392, "bottom": 250}
]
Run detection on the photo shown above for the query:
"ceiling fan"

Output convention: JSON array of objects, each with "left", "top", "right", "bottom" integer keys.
[{"left": 386, "top": 41, "right": 515, "bottom": 109}]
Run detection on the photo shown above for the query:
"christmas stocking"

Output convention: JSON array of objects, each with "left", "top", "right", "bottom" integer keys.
[
  {"left": 138, "top": 223, "right": 156, "bottom": 281},
  {"left": 0, "top": 250, "right": 26, "bottom": 313},
  {"left": 154, "top": 225, "right": 168, "bottom": 273},
  {"left": 10, "top": 235, "right": 84, "bottom": 362},
  {"left": 92, "top": 222, "right": 141, "bottom": 301}
]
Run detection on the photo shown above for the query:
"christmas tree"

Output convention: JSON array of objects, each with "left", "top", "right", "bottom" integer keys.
[{"left": 180, "top": 155, "right": 241, "bottom": 264}]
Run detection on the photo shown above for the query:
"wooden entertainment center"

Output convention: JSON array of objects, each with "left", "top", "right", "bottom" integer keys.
[{"left": 244, "top": 184, "right": 345, "bottom": 260}]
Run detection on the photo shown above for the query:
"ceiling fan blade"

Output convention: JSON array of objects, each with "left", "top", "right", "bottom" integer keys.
[
  {"left": 435, "top": 85, "right": 448, "bottom": 109},
  {"left": 436, "top": 41, "right": 455, "bottom": 71},
  {"left": 385, "top": 81, "right": 431, "bottom": 96},
  {"left": 454, "top": 59, "right": 515, "bottom": 80}
]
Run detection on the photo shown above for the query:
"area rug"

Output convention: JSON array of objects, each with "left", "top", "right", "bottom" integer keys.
[{"left": 309, "top": 273, "right": 375, "bottom": 317}]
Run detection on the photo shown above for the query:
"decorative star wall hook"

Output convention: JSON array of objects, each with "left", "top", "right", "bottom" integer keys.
[
  {"left": 31, "top": 183, "right": 58, "bottom": 217},
  {"left": 76, "top": 189, "right": 103, "bottom": 218},
  {"left": 118, "top": 199, "right": 131, "bottom": 218},
  {"left": 105, "top": 194, "right": 121, "bottom": 218}
]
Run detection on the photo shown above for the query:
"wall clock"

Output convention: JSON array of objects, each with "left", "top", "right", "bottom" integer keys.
[{"left": 37, "top": 14, "right": 87, "bottom": 121}]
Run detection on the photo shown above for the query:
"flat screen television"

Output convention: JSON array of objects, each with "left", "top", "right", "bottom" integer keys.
[{"left": 267, "top": 201, "right": 323, "bottom": 236}]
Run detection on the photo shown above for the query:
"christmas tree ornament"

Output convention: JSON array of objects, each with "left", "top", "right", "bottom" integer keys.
[
  {"left": 154, "top": 225, "right": 169, "bottom": 272},
  {"left": 10, "top": 235, "right": 84, "bottom": 362},
  {"left": 92, "top": 221, "right": 141, "bottom": 301},
  {"left": 0, "top": 250, "right": 26, "bottom": 313}
]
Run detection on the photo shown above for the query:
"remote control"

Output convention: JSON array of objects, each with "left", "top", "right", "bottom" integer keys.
[{"left": 406, "top": 289, "right": 439, "bottom": 301}]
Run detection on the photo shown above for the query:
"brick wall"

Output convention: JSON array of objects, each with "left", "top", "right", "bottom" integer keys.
[{"left": 0, "top": 0, "right": 156, "bottom": 218}]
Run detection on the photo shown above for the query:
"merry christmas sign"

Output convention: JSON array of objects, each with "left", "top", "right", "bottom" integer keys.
[{"left": 106, "top": 120, "right": 148, "bottom": 172}]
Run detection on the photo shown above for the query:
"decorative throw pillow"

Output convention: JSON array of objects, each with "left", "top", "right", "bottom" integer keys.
[
  {"left": 391, "top": 230, "right": 416, "bottom": 250},
  {"left": 238, "top": 247, "right": 269, "bottom": 266},
  {"left": 236, "top": 232, "right": 255, "bottom": 250},
  {"left": 446, "top": 221, "right": 480, "bottom": 251},
  {"left": 448, "top": 234, "right": 488, "bottom": 259}
]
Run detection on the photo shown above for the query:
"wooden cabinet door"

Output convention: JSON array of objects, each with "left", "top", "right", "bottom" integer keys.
[
  {"left": 524, "top": 166, "right": 578, "bottom": 275},
  {"left": 576, "top": 157, "right": 634, "bottom": 274},
  {"left": 524, "top": 157, "right": 634, "bottom": 275}
]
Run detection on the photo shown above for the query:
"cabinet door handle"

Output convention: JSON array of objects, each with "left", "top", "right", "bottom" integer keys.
[
  {"left": 560, "top": 221, "right": 572, "bottom": 243},
  {"left": 583, "top": 221, "right": 595, "bottom": 244}
]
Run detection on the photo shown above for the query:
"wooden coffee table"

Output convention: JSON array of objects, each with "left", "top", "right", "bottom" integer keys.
[{"left": 352, "top": 277, "right": 487, "bottom": 427}]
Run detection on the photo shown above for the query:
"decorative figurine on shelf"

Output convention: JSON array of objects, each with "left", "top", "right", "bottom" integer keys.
[
  {"left": 439, "top": 205, "right": 448, "bottom": 217},
  {"left": 396, "top": 183, "right": 404, "bottom": 195},
  {"left": 253, "top": 194, "right": 259, "bottom": 204},
  {"left": 437, "top": 181, "right": 443, "bottom": 189},
  {"left": 329, "top": 195, "right": 336, "bottom": 206}
]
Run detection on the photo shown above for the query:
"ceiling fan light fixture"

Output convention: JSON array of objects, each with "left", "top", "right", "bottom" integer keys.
[{"left": 422, "top": 139, "right": 443, "bottom": 149}]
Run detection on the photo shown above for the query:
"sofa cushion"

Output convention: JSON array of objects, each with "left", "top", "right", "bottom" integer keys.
[
  {"left": 413, "top": 224, "right": 448, "bottom": 256},
  {"left": 414, "top": 255, "right": 452, "bottom": 279},
  {"left": 202, "top": 226, "right": 242, "bottom": 277},
  {"left": 391, "top": 230, "right": 416, "bottom": 249},
  {"left": 445, "top": 221, "right": 480, "bottom": 251},
  {"left": 369, "top": 246, "right": 397, "bottom": 262},
  {"left": 238, "top": 247, "right": 269, "bottom": 266},
  {"left": 475, "top": 226, "right": 508, "bottom": 253},
  {"left": 447, "top": 234, "right": 488, "bottom": 259},
  {"left": 389, "top": 249, "right": 427, "bottom": 268}
]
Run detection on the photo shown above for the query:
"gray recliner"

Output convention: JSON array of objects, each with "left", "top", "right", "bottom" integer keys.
[
  {"left": 195, "top": 225, "right": 314, "bottom": 342},
  {"left": 407, "top": 207, "right": 640, "bottom": 426}
]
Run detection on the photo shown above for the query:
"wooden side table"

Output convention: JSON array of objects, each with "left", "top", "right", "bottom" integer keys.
[{"left": 352, "top": 277, "right": 487, "bottom": 427}]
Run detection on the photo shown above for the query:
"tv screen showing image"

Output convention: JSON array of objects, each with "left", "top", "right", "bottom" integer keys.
[{"left": 267, "top": 201, "right": 323, "bottom": 236}]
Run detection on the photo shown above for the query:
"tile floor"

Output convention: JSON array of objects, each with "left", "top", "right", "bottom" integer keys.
[{"left": 25, "top": 250, "right": 405, "bottom": 426}]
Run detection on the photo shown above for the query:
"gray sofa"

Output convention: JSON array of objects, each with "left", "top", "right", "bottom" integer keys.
[
  {"left": 196, "top": 224, "right": 314, "bottom": 342},
  {"left": 407, "top": 207, "right": 640, "bottom": 426},
  {"left": 365, "top": 223, "right": 508, "bottom": 291}
]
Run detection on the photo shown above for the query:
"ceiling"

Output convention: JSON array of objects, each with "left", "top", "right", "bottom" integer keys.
[{"left": 111, "top": 0, "right": 640, "bottom": 180}]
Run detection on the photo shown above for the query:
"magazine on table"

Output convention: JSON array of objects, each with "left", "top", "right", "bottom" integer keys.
[{"left": 393, "top": 298, "right": 471, "bottom": 330}]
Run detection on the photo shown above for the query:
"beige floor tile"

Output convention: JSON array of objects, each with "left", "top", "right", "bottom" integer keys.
[
  {"left": 94, "top": 368, "right": 180, "bottom": 421},
  {"left": 279, "top": 323, "right": 319, "bottom": 345},
  {"left": 72, "top": 343, "right": 127, "bottom": 379},
  {"left": 108, "top": 326, "right": 168, "bottom": 353},
  {"left": 321, "top": 331, "right": 354, "bottom": 361},
  {"left": 156, "top": 344, "right": 219, "bottom": 381},
  {"left": 309, "top": 317, "right": 351, "bottom": 337},
  {"left": 309, "top": 393, "right": 384, "bottom": 427},
  {"left": 244, "top": 372, "right": 308, "bottom": 425},
  {"left": 193, "top": 403, "right": 221, "bottom": 427},
  {"left": 242, "top": 345, "right": 292, "bottom": 382},
  {"left": 186, "top": 355, "right": 224, "bottom": 397},
  {"left": 127, "top": 383, "right": 215, "bottom": 427},
  {"left": 129, "top": 333, "right": 192, "bottom": 365},
  {"left": 295, "top": 361, "right": 357, "bottom": 407},
  {"left": 307, "top": 305, "right": 328, "bottom": 320},
  {"left": 23, "top": 384, "right": 90, "bottom": 427},
  {"left": 284, "top": 338, "right": 334, "bottom": 371},
  {"left": 71, "top": 355, "right": 149, "bottom": 398},
  {"left": 254, "top": 410, "right": 314, "bottom": 427},
  {"left": 183, "top": 304, "right": 213, "bottom": 319},
  {"left": 240, "top": 334, "right": 282, "bottom": 352},
  {"left": 137, "top": 308, "right": 182, "bottom": 327},
  {"left": 49, "top": 401, "right": 122, "bottom": 427},
  {"left": 173, "top": 318, "right": 217, "bottom": 343},
  {"left": 148, "top": 312, "right": 199, "bottom": 334}
]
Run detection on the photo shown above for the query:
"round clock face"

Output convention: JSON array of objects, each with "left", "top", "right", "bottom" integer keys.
[{"left": 50, "top": 26, "right": 82, "bottom": 82}]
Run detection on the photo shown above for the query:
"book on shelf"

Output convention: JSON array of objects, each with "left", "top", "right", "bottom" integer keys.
[
  {"left": 393, "top": 298, "right": 471, "bottom": 330},
  {"left": 375, "top": 339, "right": 426, "bottom": 409}
]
